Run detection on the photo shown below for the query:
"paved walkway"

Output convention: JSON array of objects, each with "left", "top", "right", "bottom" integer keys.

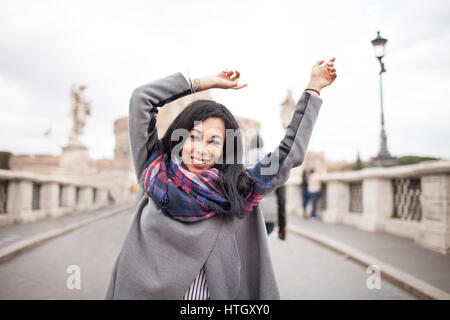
[
  {"left": 287, "top": 214, "right": 450, "bottom": 299},
  {"left": 0, "top": 202, "right": 135, "bottom": 262}
]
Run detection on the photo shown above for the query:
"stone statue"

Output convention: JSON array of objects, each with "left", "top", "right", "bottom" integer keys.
[
  {"left": 68, "top": 84, "right": 91, "bottom": 147},
  {"left": 280, "top": 89, "right": 295, "bottom": 130}
]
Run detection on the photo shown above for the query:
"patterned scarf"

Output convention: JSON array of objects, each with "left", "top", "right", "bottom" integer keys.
[{"left": 141, "top": 149, "right": 273, "bottom": 222}]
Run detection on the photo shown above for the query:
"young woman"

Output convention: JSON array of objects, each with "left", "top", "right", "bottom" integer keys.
[{"left": 106, "top": 58, "right": 337, "bottom": 300}]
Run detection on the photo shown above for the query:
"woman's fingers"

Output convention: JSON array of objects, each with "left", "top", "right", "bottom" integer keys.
[
  {"left": 229, "top": 70, "right": 240, "bottom": 81},
  {"left": 217, "top": 69, "right": 247, "bottom": 89},
  {"left": 222, "top": 69, "right": 243, "bottom": 83},
  {"left": 233, "top": 83, "right": 248, "bottom": 90},
  {"left": 325, "top": 56, "right": 336, "bottom": 74},
  {"left": 324, "top": 57, "right": 336, "bottom": 67},
  {"left": 222, "top": 68, "right": 234, "bottom": 77},
  {"left": 225, "top": 70, "right": 241, "bottom": 83}
]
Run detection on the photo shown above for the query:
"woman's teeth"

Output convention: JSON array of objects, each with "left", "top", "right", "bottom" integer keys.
[{"left": 192, "top": 157, "right": 207, "bottom": 165}]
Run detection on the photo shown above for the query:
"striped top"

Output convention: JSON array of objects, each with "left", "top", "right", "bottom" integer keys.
[{"left": 182, "top": 265, "right": 210, "bottom": 300}]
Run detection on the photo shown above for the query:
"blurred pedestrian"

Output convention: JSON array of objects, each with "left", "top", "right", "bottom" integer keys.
[
  {"left": 301, "top": 169, "right": 310, "bottom": 217},
  {"left": 307, "top": 169, "right": 322, "bottom": 220},
  {"left": 107, "top": 190, "right": 115, "bottom": 204},
  {"left": 275, "top": 185, "right": 286, "bottom": 240}
]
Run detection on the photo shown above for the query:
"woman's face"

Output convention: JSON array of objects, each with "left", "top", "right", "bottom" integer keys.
[{"left": 181, "top": 117, "right": 226, "bottom": 173}]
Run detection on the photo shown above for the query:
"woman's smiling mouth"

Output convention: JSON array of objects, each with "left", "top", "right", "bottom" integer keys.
[{"left": 191, "top": 156, "right": 210, "bottom": 165}]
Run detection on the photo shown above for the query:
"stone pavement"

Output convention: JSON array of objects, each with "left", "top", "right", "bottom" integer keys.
[{"left": 286, "top": 214, "right": 450, "bottom": 300}]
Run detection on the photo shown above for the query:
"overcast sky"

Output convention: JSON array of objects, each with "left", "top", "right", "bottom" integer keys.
[{"left": 1, "top": 0, "right": 449, "bottom": 163}]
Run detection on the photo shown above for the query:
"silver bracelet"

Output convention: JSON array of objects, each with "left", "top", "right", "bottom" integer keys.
[{"left": 188, "top": 78, "right": 194, "bottom": 93}]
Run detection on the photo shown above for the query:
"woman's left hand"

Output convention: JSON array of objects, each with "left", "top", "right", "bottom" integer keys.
[{"left": 307, "top": 57, "right": 337, "bottom": 91}]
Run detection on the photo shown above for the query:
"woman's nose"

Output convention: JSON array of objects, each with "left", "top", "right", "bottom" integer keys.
[
  {"left": 200, "top": 146, "right": 210, "bottom": 157},
  {"left": 192, "top": 144, "right": 207, "bottom": 156}
]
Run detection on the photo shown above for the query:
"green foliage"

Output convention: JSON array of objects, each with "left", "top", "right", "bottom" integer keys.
[
  {"left": 354, "top": 152, "right": 363, "bottom": 170},
  {"left": 346, "top": 151, "right": 365, "bottom": 171},
  {"left": 396, "top": 155, "right": 440, "bottom": 165}
]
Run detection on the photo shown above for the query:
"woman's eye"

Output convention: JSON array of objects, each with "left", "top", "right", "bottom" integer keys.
[
  {"left": 190, "top": 135, "right": 200, "bottom": 141},
  {"left": 209, "top": 140, "right": 219, "bottom": 145}
]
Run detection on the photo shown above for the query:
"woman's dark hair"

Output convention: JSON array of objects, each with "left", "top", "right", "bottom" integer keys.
[{"left": 158, "top": 99, "right": 254, "bottom": 218}]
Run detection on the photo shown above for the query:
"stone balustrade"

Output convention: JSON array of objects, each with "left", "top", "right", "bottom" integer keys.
[
  {"left": 308, "top": 160, "right": 450, "bottom": 254},
  {"left": 0, "top": 169, "right": 112, "bottom": 226}
]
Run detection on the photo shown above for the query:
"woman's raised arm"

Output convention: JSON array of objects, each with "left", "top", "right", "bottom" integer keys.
[
  {"left": 248, "top": 58, "right": 337, "bottom": 195},
  {"left": 128, "top": 72, "right": 193, "bottom": 181},
  {"left": 129, "top": 68, "right": 247, "bottom": 182}
]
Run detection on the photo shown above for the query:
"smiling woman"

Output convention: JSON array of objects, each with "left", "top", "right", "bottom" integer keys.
[{"left": 106, "top": 61, "right": 336, "bottom": 300}]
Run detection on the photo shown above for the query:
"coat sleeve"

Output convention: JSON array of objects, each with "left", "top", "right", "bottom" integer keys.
[
  {"left": 128, "top": 72, "right": 193, "bottom": 181},
  {"left": 248, "top": 91, "right": 323, "bottom": 195}
]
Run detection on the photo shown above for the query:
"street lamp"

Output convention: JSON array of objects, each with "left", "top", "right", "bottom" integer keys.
[{"left": 369, "top": 31, "right": 397, "bottom": 167}]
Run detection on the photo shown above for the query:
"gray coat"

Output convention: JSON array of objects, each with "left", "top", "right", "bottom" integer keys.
[
  {"left": 245, "top": 148, "right": 278, "bottom": 224},
  {"left": 105, "top": 72, "right": 323, "bottom": 300}
]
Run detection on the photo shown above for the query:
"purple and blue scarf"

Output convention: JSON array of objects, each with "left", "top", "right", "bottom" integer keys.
[{"left": 141, "top": 149, "right": 273, "bottom": 222}]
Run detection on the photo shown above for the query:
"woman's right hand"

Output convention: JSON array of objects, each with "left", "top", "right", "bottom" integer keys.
[
  {"left": 194, "top": 69, "right": 248, "bottom": 92},
  {"left": 213, "top": 69, "right": 248, "bottom": 90}
]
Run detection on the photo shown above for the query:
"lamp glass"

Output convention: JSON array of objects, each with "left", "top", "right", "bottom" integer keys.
[
  {"left": 373, "top": 43, "right": 385, "bottom": 58},
  {"left": 371, "top": 31, "right": 387, "bottom": 58}
]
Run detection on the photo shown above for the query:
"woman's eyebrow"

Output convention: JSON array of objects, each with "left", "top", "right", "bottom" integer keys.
[
  {"left": 192, "top": 129, "right": 223, "bottom": 140},
  {"left": 209, "top": 134, "right": 223, "bottom": 140}
]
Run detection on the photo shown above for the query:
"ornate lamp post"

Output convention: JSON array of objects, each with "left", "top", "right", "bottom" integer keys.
[{"left": 370, "top": 31, "right": 397, "bottom": 167}]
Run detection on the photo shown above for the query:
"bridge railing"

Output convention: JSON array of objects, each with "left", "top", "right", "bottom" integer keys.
[
  {"left": 0, "top": 169, "right": 112, "bottom": 226},
  {"left": 316, "top": 160, "right": 450, "bottom": 254}
]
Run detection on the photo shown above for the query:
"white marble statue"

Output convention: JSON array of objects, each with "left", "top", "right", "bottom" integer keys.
[{"left": 69, "top": 84, "right": 91, "bottom": 147}]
